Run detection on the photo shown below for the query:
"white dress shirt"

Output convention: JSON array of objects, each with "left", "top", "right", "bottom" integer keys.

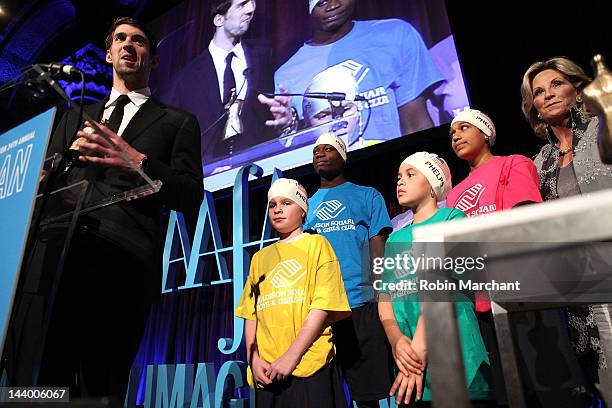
[
  {"left": 103, "top": 87, "right": 151, "bottom": 136},
  {"left": 208, "top": 40, "right": 248, "bottom": 102}
]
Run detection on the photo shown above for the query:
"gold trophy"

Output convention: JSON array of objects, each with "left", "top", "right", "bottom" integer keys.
[
  {"left": 62, "top": 120, "right": 107, "bottom": 173},
  {"left": 222, "top": 88, "right": 244, "bottom": 141},
  {"left": 582, "top": 54, "right": 612, "bottom": 164}
]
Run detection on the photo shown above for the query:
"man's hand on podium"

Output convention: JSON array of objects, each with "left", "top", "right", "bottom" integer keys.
[{"left": 76, "top": 121, "right": 146, "bottom": 173}]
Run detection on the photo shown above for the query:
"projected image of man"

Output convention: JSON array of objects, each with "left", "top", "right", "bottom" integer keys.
[{"left": 169, "top": 0, "right": 294, "bottom": 171}]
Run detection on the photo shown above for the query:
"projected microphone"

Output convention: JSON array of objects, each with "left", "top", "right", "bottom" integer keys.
[
  {"left": 304, "top": 92, "right": 367, "bottom": 102},
  {"left": 263, "top": 91, "right": 367, "bottom": 102}
]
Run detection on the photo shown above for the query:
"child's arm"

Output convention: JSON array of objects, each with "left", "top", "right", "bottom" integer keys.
[
  {"left": 267, "top": 309, "right": 329, "bottom": 382},
  {"left": 378, "top": 296, "right": 423, "bottom": 376},
  {"left": 411, "top": 314, "right": 427, "bottom": 362},
  {"left": 369, "top": 234, "right": 387, "bottom": 284},
  {"left": 245, "top": 319, "right": 272, "bottom": 388},
  {"left": 403, "top": 314, "right": 427, "bottom": 401},
  {"left": 245, "top": 318, "right": 257, "bottom": 365}
]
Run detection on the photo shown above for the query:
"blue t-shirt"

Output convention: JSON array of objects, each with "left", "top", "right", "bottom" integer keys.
[
  {"left": 304, "top": 182, "right": 392, "bottom": 308},
  {"left": 275, "top": 19, "right": 443, "bottom": 142}
]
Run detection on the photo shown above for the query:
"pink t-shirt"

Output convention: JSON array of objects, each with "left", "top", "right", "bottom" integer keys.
[
  {"left": 446, "top": 155, "right": 543, "bottom": 312},
  {"left": 446, "top": 155, "right": 543, "bottom": 217}
]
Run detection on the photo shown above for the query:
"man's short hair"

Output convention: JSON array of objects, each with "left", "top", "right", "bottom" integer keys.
[
  {"left": 211, "top": 0, "right": 234, "bottom": 18},
  {"left": 104, "top": 17, "right": 158, "bottom": 56}
]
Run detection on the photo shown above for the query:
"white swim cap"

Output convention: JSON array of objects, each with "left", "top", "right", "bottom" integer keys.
[
  {"left": 451, "top": 109, "right": 497, "bottom": 146},
  {"left": 401, "top": 152, "right": 453, "bottom": 200},
  {"left": 268, "top": 178, "right": 309, "bottom": 213}
]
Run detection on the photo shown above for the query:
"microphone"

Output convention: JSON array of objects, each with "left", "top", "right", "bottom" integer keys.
[
  {"left": 36, "top": 63, "right": 82, "bottom": 77},
  {"left": 305, "top": 92, "right": 367, "bottom": 101},
  {"left": 263, "top": 91, "right": 367, "bottom": 102}
]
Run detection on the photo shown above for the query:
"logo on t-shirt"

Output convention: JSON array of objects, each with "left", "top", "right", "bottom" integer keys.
[
  {"left": 314, "top": 200, "right": 346, "bottom": 221},
  {"left": 269, "top": 259, "right": 306, "bottom": 289},
  {"left": 331, "top": 60, "right": 391, "bottom": 110},
  {"left": 455, "top": 184, "right": 486, "bottom": 212}
]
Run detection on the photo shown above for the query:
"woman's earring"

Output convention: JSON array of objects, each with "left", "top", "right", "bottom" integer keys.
[
  {"left": 576, "top": 95, "right": 583, "bottom": 103},
  {"left": 537, "top": 113, "right": 542, "bottom": 120}
]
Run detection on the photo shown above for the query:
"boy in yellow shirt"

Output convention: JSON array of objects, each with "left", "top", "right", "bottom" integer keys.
[{"left": 236, "top": 178, "right": 351, "bottom": 407}]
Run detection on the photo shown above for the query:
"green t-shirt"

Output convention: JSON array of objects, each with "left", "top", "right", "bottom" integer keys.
[{"left": 383, "top": 207, "right": 490, "bottom": 400}]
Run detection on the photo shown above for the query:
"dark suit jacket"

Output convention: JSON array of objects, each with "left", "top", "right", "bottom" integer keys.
[
  {"left": 169, "top": 40, "right": 275, "bottom": 163},
  {"left": 48, "top": 96, "right": 204, "bottom": 274}
]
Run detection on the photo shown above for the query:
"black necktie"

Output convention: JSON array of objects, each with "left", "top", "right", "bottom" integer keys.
[
  {"left": 223, "top": 52, "right": 236, "bottom": 105},
  {"left": 107, "top": 94, "right": 131, "bottom": 134}
]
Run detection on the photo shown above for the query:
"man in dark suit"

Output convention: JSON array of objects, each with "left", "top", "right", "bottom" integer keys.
[
  {"left": 38, "top": 17, "right": 203, "bottom": 403},
  {"left": 170, "top": 0, "right": 294, "bottom": 173}
]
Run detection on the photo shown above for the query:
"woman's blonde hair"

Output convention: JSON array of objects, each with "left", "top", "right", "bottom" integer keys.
[{"left": 520, "top": 56, "right": 591, "bottom": 138}]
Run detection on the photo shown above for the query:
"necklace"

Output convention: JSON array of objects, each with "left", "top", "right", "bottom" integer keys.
[{"left": 557, "top": 144, "right": 572, "bottom": 156}]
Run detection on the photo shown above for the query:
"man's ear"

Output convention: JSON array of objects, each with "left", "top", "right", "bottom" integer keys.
[
  {"left": 105, "top": 50, "right": 112, "bottom": 64},
  {"left": 150, "top": 55, "right": 160, "bottom": 69},
  {"left": 213, "top": 14, "right": 224, "bottom": 28}
]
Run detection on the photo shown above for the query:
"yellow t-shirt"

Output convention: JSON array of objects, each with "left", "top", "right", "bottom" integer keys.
[{"left": 235, "top": 233, "right": 351, "bottom": 381}]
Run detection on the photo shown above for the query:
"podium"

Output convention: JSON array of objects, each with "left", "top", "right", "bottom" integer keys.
[
  {"left": 410, "top": 190, "right": 612, "bottom": 407},
  {"left": 0, "top": 109, "right": 59, "bottom": 382},
  {"left": 3, "top": 170, "right": 89, "bottom": 386}
]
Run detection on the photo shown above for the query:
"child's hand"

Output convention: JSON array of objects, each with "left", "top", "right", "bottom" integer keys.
[
  {"left": 389, "top": 371, "right": 424, "bottom": 404},
  {"left": 251, "top": 353, "right": 272, "bottom": 388},
  {"left": 267, "top": 351, "right": 300, "bottom": 382},
  {"left": 392, "top": 335, "right": 423, "bottom": 376},
  {"left": 410, "top": 337, "right": 428, "bottom": 368}
]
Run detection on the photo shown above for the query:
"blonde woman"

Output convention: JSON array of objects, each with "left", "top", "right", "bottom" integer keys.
[{"left": 522, "top": 56, "right": 612, "bottom": 404}]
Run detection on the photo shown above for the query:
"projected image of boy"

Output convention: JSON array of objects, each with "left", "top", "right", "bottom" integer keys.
[
  {"left": 304, "top": 133, "right": 395, "bottom": 406},
  {"left": 235, "top": 178, "right": 350, "bottom": 407},
  {"left": 379, "top": 152, "right": 490, "bottom": 404},
  {"left": 303, "top": 67, "right": 359, "bottom": 127}
]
